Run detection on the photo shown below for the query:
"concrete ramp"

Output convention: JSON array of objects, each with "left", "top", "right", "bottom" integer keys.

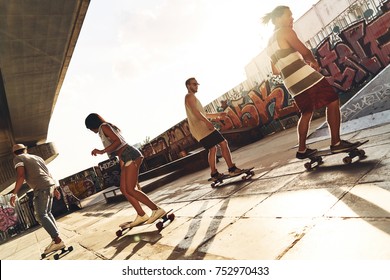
[{"left": 308, "top": 64, "right": 390, "bottom": 142}]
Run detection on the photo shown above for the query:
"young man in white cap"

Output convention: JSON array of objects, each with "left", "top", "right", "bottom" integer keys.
[{"left": 10, "top": 144, "right": 65, "bottom": 255}]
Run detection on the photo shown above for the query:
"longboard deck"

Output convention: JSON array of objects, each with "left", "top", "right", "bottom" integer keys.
[
  {"left": 312, "top": 139, "right": 369, "bottom": 157},
  {"left": 116, "top": 209, "right": 174, "bottom": 236},
  {"left": 304, "top": 140, "right": 369, "bottom": 170},
  {"left": 209, "top": 167, "right": 255, "bottom": 188},
  {"left": 41, "top": 245, "right": 73, "bottom": 260}
]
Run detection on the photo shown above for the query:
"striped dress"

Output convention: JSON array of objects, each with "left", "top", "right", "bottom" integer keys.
[{"left": 267, "top": 29, "right": 323, "bottom": 97}]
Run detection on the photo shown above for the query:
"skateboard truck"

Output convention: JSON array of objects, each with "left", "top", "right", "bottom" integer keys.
[
  {"left": 41, "top": 245, "right": 74, "bottom": 260},
  {"left": 116, "top": 209, "right": 175, "bottom": 237},
  {"left": 304, "top": 140, "right": 368, "bottom": 171},
  {"left": 156, "top": 211, "right": 175, "bottom": 231},
  {"left": 210, "top": 168, "right": 255, "bottom": 188}
]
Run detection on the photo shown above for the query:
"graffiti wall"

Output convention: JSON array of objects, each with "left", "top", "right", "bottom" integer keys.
[
  {"left": 205, "top": 80, "right": 298, "bottom": 130},
  {"left": 140, "top": 79, "right": 300, "bottom": 162},
  {"left": 141, "top": 120, "right": 199, "bottom": 162},
  {"left": 59, "top": 167, "right": 101, "bottom": 208},
  {"left": 0, "top": 194, "right": 32, "bottom": 243},
  {"left": 0, "top": 195, "right": 20, "bottom": 242},
  {"left": 317, "top": 1, "right": 390, "bottom": 92},
  {"left": 97, "top": 158, "right": 121, "bottom": 189},
  {"left": 141, "top": 1, "right": 390, "bottom": 169}
]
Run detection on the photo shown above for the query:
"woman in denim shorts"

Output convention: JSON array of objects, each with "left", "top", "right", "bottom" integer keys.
[{"left": 85, "top": 113, "right": 166, "bottom": 227}]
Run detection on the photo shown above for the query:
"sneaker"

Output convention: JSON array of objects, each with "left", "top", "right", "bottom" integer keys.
[
  {"left": 296, "top": 148, "right": 318, "bottom": 159},
  {"left": 210, "top": 171, "right": 224, "bottom": 181},
  {"left": 129, "top": 214, "right": 149, "bottom": 227},
  {"left": 330, "top": 140, "right": 360, "bottom": 153},
  {"left": 228, "top": 165, "right": 243, "bottom": 176},
  {"left": 44, "top": 240, "right": 65, "bottom": 254},
  {"left": 146, "top": 208, "right": 166, "bottom": 224}
]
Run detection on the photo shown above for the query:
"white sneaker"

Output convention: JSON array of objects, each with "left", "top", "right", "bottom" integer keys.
[
  {"left": 146, "top": 208, "right": 166, "bottom": 224},
  {"left": 129, "top": 214, "right": 149, "bottom": 227},
  {"left": 44, "top": 240, "right": 65, "bottom": 254}
]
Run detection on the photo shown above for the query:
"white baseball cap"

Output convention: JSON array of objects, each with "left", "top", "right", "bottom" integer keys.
[{"left": 12, "top": 144, "right": 27, "bottom": 153}]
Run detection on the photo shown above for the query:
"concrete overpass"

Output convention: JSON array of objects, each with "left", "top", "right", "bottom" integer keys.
[{"left": 0, "top": 0, "right": 90, "bottom": 193}]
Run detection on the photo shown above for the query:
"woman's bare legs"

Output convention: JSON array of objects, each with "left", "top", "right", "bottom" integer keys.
[{"left": 119, "top": 157, "right": 158, "bottom": 216}]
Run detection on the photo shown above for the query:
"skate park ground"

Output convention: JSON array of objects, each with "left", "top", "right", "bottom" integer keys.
[{"left": 1, "top": 116, "right": 390, "bottom": 262}]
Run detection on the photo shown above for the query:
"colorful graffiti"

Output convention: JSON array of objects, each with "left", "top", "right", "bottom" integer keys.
[
  {"left": 59, "top": 167, "right": 101, "bottom": 206},
  {"left": 166, "top": 123, "right": 197, "bottom": 159},
  {"left": 98, "top": 158, "right": 121, "bottom": 189},
  {"left": 0, "top": 195, "right": 24, "bottom": 242},
  {"left": 317, "top": 3, "right": 390, "bottom": 91},
  {"left": 207, "top": 81, "right": 298, "bottom": 131},
  {"left": 140, "top": 82, "right": 296, "bottom": 162},
  {"left": 0, "top": 205, "right": 18, "bottom": 232},
  {"left": 61, "top": 179, "right": 95, "bottom": 200},
  {"left": 141, "top": 120, "right": 198, "bottom": 161}
]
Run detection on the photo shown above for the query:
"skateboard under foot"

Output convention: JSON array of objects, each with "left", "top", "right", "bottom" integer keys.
[
  {"left": 41, "top": 245, "right": 73, "bottom": 260},
  {"left": 116, "top": 209, "right": 175, "bottom": 237},
  {"left": 304, "top": 140, "right": 368, "bottom": 171},
  {"left": 209, "top": 167, "right": 255, "bottom": 188}
]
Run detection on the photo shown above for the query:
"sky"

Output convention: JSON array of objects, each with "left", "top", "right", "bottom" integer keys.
[{"left": 46, "top": 0, "right": 319, "bottom": 181}]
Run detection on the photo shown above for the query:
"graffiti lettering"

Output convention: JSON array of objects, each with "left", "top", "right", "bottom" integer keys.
[
  {"left": 207, "top": 82, "right": 298, "bottom": 131},
  {"left": 342, "top": 83, "right": 390, "bottom": 120},
  {"left": 364, "top": 12, "right": 390, "bottom": 66},
  {"left": 318, "top": 9, "right": 390, "bottom": 91},
  {"left": 99, "top": 158, "right": 119, "bottom": 171}
]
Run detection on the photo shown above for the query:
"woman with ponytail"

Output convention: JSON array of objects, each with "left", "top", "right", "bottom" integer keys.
[
  {"left": 262, "top": 6, "right": 358, "bottom": 158},
  {"left": 85, "top": 113, "right": 166, "bottom": 227}
]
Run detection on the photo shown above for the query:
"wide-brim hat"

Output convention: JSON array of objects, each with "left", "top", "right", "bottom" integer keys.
[{"left": 12, "top": 144, "right": 27, "bottom": 153}]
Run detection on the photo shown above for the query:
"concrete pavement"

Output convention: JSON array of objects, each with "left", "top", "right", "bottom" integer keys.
[{"left": 1, "top": 117, "right": 390, "bottom": 260}]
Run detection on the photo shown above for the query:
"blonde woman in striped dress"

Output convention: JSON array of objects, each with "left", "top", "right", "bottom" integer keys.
[{"left": 263, "top": 6, "right": 358, "bottom": 159}]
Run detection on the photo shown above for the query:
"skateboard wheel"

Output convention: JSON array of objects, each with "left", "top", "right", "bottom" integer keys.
[
  {"left": 41, "top": 253, "right": 46, "bottom": 259},
  {"left": 168, "top": 213, "right": 175, "bottom": 221},
  {"left": 116, "top": 230, "right": 123, "bottom": 237},
  {"left": 304, "top": 162, "right": 312, "bottom": 171},
  {"left": 359, "top": 150, "right": 366, "bottom": 157},
  {"left": 156, "top": 221, "right": 163, "bottom": 231},
  {"left": 54, "top": 254, "right": 59, "bottom": 260},
  {"left": 343, "top": 157, "right": 352, "bottom": 164},
  {"left": 68, "top": 246, "right": 73, "bottom": 252}
]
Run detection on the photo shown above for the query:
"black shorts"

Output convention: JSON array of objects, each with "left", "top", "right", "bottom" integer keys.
[{"left": 199, "top": 130, "right": 225, "bottom": 150}]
